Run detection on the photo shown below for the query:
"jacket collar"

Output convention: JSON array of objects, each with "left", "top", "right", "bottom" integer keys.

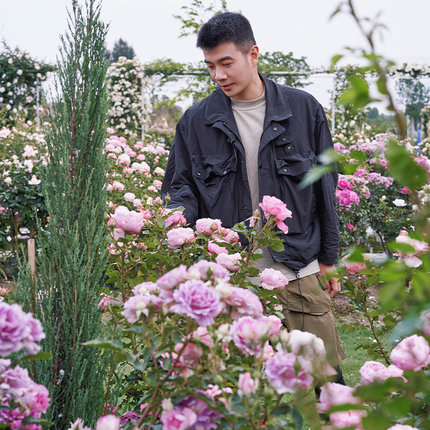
[{"left": 203, "top": 73, "right": 293, "bottom": 127}]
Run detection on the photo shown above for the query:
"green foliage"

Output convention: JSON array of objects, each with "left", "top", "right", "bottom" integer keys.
[
  {"left": 0, "top": 42, "right": 54, "bottom": 127},
  {"left": 173, "top": 0, "right": 228, "bottom": 38},
  {"left": 396, "top": 78, "right": 430, "bottom": 128},
  {"left": 258, "top": 51, "right": 311, "bottom": 88},
  {"left": 15, "top": 0, "right": 110, "bottom": 426},
  {"left": 106, "top": 38, "right": 136, "bottom": 63}
]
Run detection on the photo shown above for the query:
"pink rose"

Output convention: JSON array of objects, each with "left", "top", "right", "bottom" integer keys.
[
  {"left": 317, "top": 383, "right": 359, "bottom": 413},
  {"left": 421, "top": 309, "right": 430, "bottom": 337},
  {"left": 164, "top": 211, "right": 187, "bottom": 229},
  {"left": 157, "top": 265, "right": 189, "bottom": 291},
  {"left": 359, "top": 361, "right": 388, "bottom": 384},
  {"left": 238, "top": 372, "right": 259, "bottom": 396},
  {"left": 122, "top": 295, "right": 150, "bottom": 323},
  {"left": 344, "top": 261, "right": 366, "bottom": 275},
  {"left": 193, "top": 326, "right": 214, "bottom": 348},
  {"left": 400, "top": 187, "right": 412, "bottom": 194},
  {"left": 123, "top": 192, "right": 135, "bottom": 202},
  {"left": 167, "top": 228, "right": 195, "bottom": 249},
  {"left": 337, "top": 179, "right": 351, "bottom": 190},
  {"left": 96, "top": 415, "right": 120, "bottom": 430},
  {"left": 259, "top": 195, "right": 292, "bottom": 234},
  {"left": 287, "top": 330, "right": 328, "bottom": 363},
  {"left": 222, "top": 286, "right": 263, "bottom": 319},
  {"left": 346, "top": 223, "right": 355, "bottom": 231},
  {"left": 208, "top": 241, "right": 228, "bottom": 255},
  {"left": 171, "top": 280, "right": 222, "bottom": 326},
  {"left": 160, "top": 407, "right": 197, "bottom": 430},
  {"left": 230, "top": 316, "right": 281, "bottom": 356},
  {"left": 196, "top": 218, "right": 222, "bottom": 236},
  {"left": 390, "top": 334, "right": 430, "bottom": 371},
  {"left": 174, "top": 342, "right": 203, "bottom": 368},
  {"left": 188, "top": 260, "right": 229, "bottom": 282},
  {"left": 265, "top": 350, "right": 313, "bottom": 394},
  {"left": 260, "top": 268, "right": 288, "bottom": 290},
  {"left": 386, "top": 364, "right": 405, "bottom": 381},
  {"left": 216, "top": 253, "right": 242, "bottom": 272},
  {"left": 215, "top": 227, "right": 239, "bottom": 244},
  {"left": 329, "top": 410, "right": 366, "bottom": 429},
  {"left": 112, "top": 206, "right": 144, "bottom": 234},
  {"left": 22, "top": 383, "right": 50, "bottom": 413}
]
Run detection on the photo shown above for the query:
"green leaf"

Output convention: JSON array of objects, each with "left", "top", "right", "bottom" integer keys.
[
  {"left": 21, "top": 416, "right": 53, "bottom": 426},
  {"left": 385, "top": 396, "right": 411, "bottom": 415},
  {"left": 386, "top": 139, "right": 428, "bottom": 190},
  {"left": 379, "top": 282, "right": 407, "bottom": 312},
  {"left": 390, "top": 316, "right": 422, "bottom": 344},
  {"left": 300, "top": 165, "right": 334, "bottom": 188},
  {"left": 361, "top": 413, "right": 392, "bottom": 429},
  {"left": 83, "top": 339, "right": 125, "bottom": 353},
  {"left": 271, "top": 405, "right": 291, "bottom": 416},
  {"left": 270, "top": 238, "right": 285, "bottom": 252},
  {"left": 338, "top": 75, "right": 379, "bottom": 109},
  {"left": 291, "top": 407, "right": 303, "bottom": 429},
  {"left": 330, "top": 53, "right": 344, "bottom": 71},
  {"left": 388, "top": 242, "right": 415, "bottom": 254},
  {"left": 16, "top": 351, "right": 53, "bottom": 364}
]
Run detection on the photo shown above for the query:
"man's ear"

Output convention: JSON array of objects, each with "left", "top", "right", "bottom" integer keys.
[{"left": 249, "top": 45, "right": 259, "bottom": 66}]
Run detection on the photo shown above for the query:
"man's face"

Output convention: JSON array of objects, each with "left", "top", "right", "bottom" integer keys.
[{"left": 203, "top": 41, "right": 259, "bottom": 101}]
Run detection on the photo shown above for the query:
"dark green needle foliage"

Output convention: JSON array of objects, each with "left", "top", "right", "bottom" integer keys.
[{"left": 16, "top": 0, "right": 110, "bottom": 427}]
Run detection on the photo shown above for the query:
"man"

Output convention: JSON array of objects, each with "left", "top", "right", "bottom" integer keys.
[{"left": 161, "top": 12, "right": 345, "bottom": 379}]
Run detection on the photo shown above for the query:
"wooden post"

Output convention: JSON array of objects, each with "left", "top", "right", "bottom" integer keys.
[{"left": 28, "top": 238, "right": 36, "bottom": 285}]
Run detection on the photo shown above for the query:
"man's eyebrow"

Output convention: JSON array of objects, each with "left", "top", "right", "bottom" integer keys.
[{"left": 204, "top": 56, "right": 234, "bottom": 64}]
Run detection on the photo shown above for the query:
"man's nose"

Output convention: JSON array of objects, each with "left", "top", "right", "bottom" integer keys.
[{"left": 214, "top": 67, "right": 227, "bottom": 81}]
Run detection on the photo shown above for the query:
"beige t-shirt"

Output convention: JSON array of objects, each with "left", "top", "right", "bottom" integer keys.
[{"left": 231, "top": 91, "right": 319, "bottom": 281}]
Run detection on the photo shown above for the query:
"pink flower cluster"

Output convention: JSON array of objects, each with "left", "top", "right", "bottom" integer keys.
[
  {"left": 359, "top": 361, "right": 405, "bottom": 384},
  {"left": 112, "top": 205, "right": 146, "bottom": 235},
  {"left": 0, "top": 302, "right": 45, "bottom": 357},
  {"left": 259, "top": 196, "right": 292, "bottom": 234},
  {"left": 122, "top": 260, "right": 265, "bottom": 328},
  {"left": 230, "top": 315, "right": 282, "bottom": 356},
  {"left": 0, "top": 362, "right": 50, "bottom": 429},
  {"left": 160, "top": 385, "right": 227, "bottom": 430},
  {"left": 195, "top": 217, "right": 240, "bottom": 257}
]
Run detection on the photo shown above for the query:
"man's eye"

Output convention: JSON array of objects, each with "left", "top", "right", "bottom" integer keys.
[{"left": 223, "top": 63, "right": 232, "bottom": 67}]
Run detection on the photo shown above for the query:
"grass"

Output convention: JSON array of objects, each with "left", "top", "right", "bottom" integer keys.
[{"left": 338, "top": 325, "right": 392, "bottom": 387}]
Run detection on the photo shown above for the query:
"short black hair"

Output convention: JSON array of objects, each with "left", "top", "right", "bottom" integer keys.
[{"left": 196, "top": 12, "right": 256, "bottom": 53}]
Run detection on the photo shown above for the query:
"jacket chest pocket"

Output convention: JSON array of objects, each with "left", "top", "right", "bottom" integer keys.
[
  {"left": 274, "top": 153, "right": 316, "bottom": 233},
  {"left": 275, "top": 156, "right": 312, "bottom": 183},
  {"left": 190, "top": 152, "right": 237, "bottom": 204}
]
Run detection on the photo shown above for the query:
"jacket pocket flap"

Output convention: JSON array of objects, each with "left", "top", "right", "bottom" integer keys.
[
  {"left": 276, "top": 157, "right": 311, "bottom": 177},
  {"left": 191, "top": 153, "right": 237, "bottom": 181}
]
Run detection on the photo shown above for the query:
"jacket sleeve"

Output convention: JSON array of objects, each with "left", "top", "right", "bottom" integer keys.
[
  {"left": 314, "top": 105, "right": 339, "bottom": 265},
  {"left": 161, "top": 120, "right": 199, "bottom": 225}
]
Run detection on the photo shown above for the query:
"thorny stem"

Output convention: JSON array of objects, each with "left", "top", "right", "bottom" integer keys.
[{"left": 359, "top": 280, "right": 391, "bottom": 364}]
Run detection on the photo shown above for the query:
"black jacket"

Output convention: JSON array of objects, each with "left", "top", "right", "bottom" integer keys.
[{"left": 161, "top": 75, "right": 339, "bottom": 271}]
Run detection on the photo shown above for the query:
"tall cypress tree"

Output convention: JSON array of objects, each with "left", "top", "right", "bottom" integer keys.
[{"left": 16, "top": 0, "right": 109, "bottom": 426}]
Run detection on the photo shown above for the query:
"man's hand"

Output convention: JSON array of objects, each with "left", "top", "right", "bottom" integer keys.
[{"left": 318, "top": 262, "right": 340, "bottom": 298}]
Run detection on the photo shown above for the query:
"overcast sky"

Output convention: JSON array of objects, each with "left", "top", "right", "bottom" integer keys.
[{"left": 1, "top": 0, "right": 429, "bottom": 108}]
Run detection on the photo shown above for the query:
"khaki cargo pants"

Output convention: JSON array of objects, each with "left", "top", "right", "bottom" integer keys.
[{"left": 276, "top": 274, "right": 346, "bottom": 366}]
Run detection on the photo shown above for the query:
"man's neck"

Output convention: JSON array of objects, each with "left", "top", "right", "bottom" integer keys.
[{"left": 231, "top": 74, "right": 264, "bottom": 101}]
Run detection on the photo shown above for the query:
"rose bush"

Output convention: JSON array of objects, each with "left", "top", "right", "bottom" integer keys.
[{"left": 0, "top": 302, "right": 51, "bottom": 429}]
